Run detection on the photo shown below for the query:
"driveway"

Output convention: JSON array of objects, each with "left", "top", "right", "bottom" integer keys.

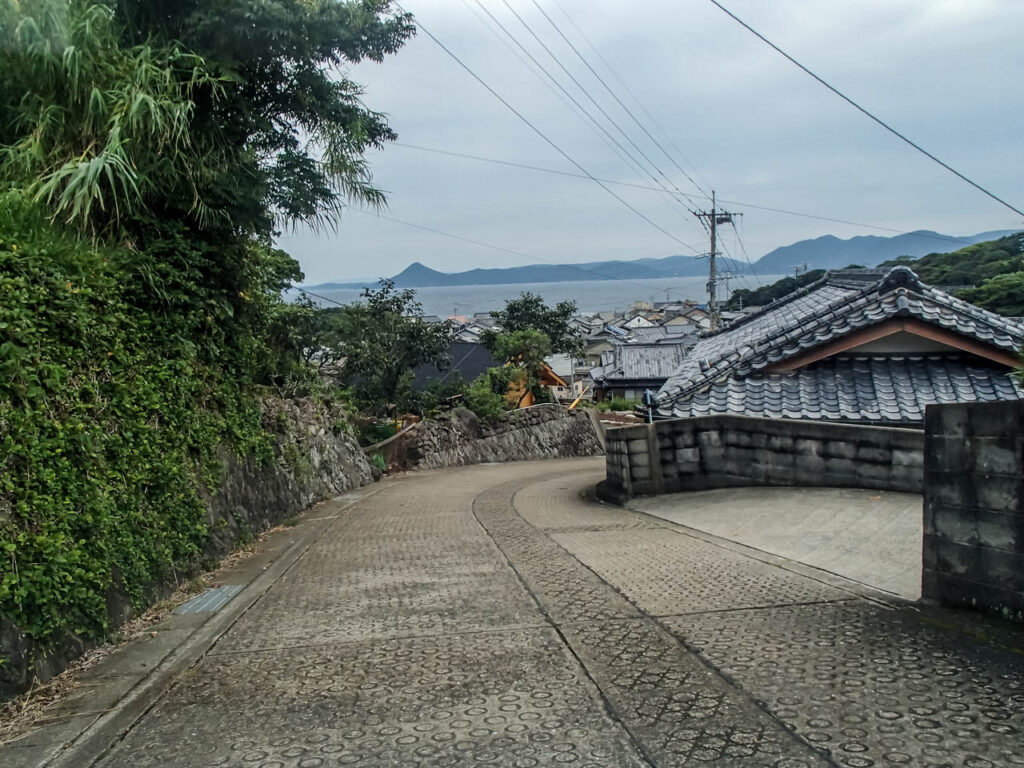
[
  {"left": 9, "top": 457, "right": 1023, "bottom": 768},
  {"left": 629, "top": 486, "right": 923, "bottom": 599}
]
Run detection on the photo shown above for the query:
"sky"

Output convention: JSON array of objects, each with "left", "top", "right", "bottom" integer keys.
[{"left": 282, "top": 0, "right": 1024, "bottom": 285}]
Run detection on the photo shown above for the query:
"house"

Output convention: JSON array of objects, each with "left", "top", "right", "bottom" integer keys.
[
  {"left": 654, "top": 267, "right": 1024, "bottom": 424},
  {"left": 413, "top": 341, "right": 499, "bottom": 390},
  {"left": 505, "top": 362, "right": 569, "bottom": 408},
  {"left": 662, "top": 306, "right": 711, "bottom": 329},
  {"left": 591, "top": 342, "right": 691, "bottom": 402},
  {"left": 622, "top": 314, "right": 655, "bottom": 329},
  {"left": 624, "top": 325, "right": 700, "bottom": 346}
]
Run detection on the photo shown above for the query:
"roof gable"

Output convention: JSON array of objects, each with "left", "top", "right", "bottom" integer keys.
[{"left": 657, "top": 266, "right": 1024, "bottom": 407}]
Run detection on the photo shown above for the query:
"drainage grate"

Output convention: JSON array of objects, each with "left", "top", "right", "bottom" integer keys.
[{"left": 174, "top": 585, "right": 243, "bottom": 615}]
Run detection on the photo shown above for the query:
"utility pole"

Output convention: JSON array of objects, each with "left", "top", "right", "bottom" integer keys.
[{"left": 693, "top": 191, "right": 739, "bottom": 330}]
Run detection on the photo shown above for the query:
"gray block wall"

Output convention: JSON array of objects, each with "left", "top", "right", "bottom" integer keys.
[
  {"left": 598, "top": 415, "right": 924, "bottom": 503},
  {"left": 923, "top": 401, "right": 1024, "bottom": 621}
]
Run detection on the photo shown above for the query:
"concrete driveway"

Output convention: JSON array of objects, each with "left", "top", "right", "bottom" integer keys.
[
  {"left": 7, "top": 458, "right": 1022, "bottom": 768},
  {"left": 629, "top": 487, "right": 923, "bottom": 599}
]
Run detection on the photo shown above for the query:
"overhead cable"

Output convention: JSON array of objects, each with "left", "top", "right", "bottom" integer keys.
[
  {"left": 532, "top": 0, "right": 710, "bottom": 199},
  {"left": 394, "top": 4, "right": 703, "bottom": 253},
  {"left": 706, "top": 0, "right": 1024, "bottom": 219},
  {"left": 495, "top": 0, "right": 702, "bottom": 210},
  {"left": 390, "top": 142, "right": 1003, "bottom": 247}
]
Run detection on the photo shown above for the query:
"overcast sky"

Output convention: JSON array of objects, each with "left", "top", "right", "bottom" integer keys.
[{"left": 282, "top": 0, "right": 1024, "bottom": 285}]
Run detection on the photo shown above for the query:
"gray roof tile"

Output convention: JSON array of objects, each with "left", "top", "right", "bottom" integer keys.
[
  {"left": 664, "top": 354, "right": 1024, "bottom": 422},
  {"left": 656, "top": 266, "right": 1024, "bottom": 419}
]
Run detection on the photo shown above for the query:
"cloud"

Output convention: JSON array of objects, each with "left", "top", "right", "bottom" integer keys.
[{"left": 282, "top": 0, "right": 1024, "bottom": 284}]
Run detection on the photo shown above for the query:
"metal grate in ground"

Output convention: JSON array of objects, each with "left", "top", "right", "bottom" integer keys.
[{"left": 173, "top": 585, "right": 243, "bottom": 615}]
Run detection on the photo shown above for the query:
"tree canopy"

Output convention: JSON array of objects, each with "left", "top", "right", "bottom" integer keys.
[
  {"left": 326, "top": 281, "right": 455, "bottom": 417},
  {"left": 0, "top": 0, "right": 415, "bottom": 240},
  {"left": 878, "top": 232, "right": 1024, "bottom": 288},
  {"left": 482, "top": 292, "right": 584, "bottom": 357}
]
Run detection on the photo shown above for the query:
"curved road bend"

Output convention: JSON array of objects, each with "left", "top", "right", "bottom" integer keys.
[{"left": 95, "top": 457, "right": 1024, "bottom": 768}]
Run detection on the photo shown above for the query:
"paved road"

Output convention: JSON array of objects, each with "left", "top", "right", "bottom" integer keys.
[
  {"left": 44, "top": 458, "right": 1024, "bottom": 767},
  {"left": 629, "top": 487, "right": 923, "bottom": 599}
]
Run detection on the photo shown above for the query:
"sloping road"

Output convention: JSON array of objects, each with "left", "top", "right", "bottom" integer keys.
[{"left": 35, "top": 458, "right": 1024, "bottom": 767}]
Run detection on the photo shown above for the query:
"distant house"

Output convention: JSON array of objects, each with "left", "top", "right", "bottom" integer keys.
[
  {"left": 413, "top": 342, "right": 498, "bottom": 390},
  {"left": 655, "top": 267, "right": 1024, "bottom": 424},
  {"left": 622, "top": 314, "right": 655, "bottom": 329},
  {"left": 505, "top": 362, "right": 569, "bottom": 408},
  {"left": 662, "top": 306, "right": 711, "bottom": 329},
  {"left": 624, "top": 325, "right": 700, "bottom": 345},
  {"left": 591, "top": 342, "right": 691, "bottom": 402}
]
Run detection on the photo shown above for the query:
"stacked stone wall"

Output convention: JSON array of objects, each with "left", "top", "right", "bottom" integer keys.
[
  {"left": 923, "top": 401, "right": 1024, "bottom": 621},
  {"left": 600, "top": 415, "right": 924, "bottom": 503},
  {"left": 1, "top": 396, "right": 374, "bottom": 699},
  {"left": 403, "top": 405, "right": 603, "bottom": 470}
]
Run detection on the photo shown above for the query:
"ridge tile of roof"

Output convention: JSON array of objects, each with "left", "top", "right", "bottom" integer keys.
[{"left": 656, "top": 266, "right": 1024, "bottom": 408}]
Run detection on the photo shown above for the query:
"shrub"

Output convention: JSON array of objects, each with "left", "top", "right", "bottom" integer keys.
[{"left": 463, "top": 376, "right": 506, "bottom": 422}]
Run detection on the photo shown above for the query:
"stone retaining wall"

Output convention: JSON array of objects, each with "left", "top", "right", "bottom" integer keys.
[
  {"left": 598, "top": 415, "right": 924, "bottom": 503},
  {"left": 403, "top": 405, "right": 603, "bottom": 470},
  {"left": 0, "top": 396, "right": 374, "bottom": 700},
  {"left": 202, "top": 397, "right": 374, "bottom": 559},
  {"left": 923, "top": 401, "right": 1024, "bottom": 621}
]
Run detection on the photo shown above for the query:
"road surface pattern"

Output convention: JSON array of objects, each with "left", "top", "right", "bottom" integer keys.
[{"left": 95, "top": 458, "right": 1022, "bottom": 767}]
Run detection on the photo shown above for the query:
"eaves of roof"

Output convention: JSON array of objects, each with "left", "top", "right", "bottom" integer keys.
[{"left": 656, "top": 266, "right": 1024, "bottom": 407}]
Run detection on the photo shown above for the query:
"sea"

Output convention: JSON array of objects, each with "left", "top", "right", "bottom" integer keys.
[{"left": 300, "top": 274, "right": 786, "bottom": 317}]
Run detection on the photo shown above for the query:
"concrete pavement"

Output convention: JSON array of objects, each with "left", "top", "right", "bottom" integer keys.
[
  {"left": 3, "top": 457, "right": 1023, "bottom": 767},
  {"left": 629, "top": 487, "right": 923, "bottom": 599}
]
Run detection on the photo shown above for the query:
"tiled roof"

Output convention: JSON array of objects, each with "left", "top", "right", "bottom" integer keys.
[
  {"left": 625, "top": 325, "right": 700, "bottom": 344},
  {"left": 592, "top": 343, "right": 689, "bottom": 386},
  {"left": 656, "top": 266, "right": 1024, "bottom": 418},
  {"left": 666, "top": 354, "right": 1024, "bottom": 423},
  {"left": 413, "top": 342, "right": 498, "bottom": 390}
]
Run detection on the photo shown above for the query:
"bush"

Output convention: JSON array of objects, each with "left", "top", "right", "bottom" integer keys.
[
  {"left": 0, "top": 194, "right": 269, "bottom": 652},
  {"left": 463, "top": 376, "right": 506, "bottom": 422},
  {"left": 597, "top": 398, "right": 638, "bottom": 412},
  {"left": 358, "top": 421, "right": 398, "bottom": 446}
]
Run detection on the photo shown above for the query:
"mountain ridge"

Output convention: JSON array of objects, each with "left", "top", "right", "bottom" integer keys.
[{"left": 303, "top": 229, "right": 1020, "bottom": 290}]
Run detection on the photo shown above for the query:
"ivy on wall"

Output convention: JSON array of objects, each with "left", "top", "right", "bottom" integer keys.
[{"left": 0, "top": 196, "right": 269, "bottom": 653}]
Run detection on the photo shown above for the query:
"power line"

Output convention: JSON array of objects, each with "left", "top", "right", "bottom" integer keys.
[
  {"left": 396, "top": 4, "right": 703, "bottom": 253},
  {"left": 548, "top": 0, "right": 713, "bottom": 196},
  {"left": 347, "top": 207, "right": 711, "bottom": 295},
  {"left": 706, "top": 0, "right": 1024, "bottom": 219},
  {"left": 458, "top": 0, "right": 661, "bottom": 188},
  {"left": 390, "top": 142, "right": 1005, "bottom": 248},
  {"left": 495, "top": 0, "right": 701, "bottom": 210},
  {"left": 531, "top": 0, "right": 709, "bottom": 200},
  {"left": 472, "top": 0, "right": 695, "bottom": 216}
]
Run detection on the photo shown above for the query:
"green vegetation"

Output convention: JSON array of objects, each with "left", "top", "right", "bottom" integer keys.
[
  {"left": 0, "top": 0, "right": 413, "bottom": 668},
  {"left": 463, "top": 294, "right": 581, "bottom": 418},
  {"left": 310, "top": 280, "right": 455, "bottom": 418},
  {"left": 724, "top": 270, "right": 826, "bottom": 311},
  {"left": 725, "top": 233, "right": 1023, "bottom": 317},
  {"left": 481, "top": 292, "right": 584, "bottom": 357},
  {"left": 596, "top": 398, "right": 638, "bottom": 412},
  {"left": 878, "top": 232, "right": 1024, "bottom": 288},
  {"left": 957, "top": 273, "right": 1024, "bottom": 317}
]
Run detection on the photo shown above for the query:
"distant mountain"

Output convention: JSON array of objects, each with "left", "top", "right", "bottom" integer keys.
[
  {"left": 305, "top": 254, "right": 746, "bottom": 290},
  {"left": 753, "top": 229, "right": 1018, "bottom": 275},
  {"left": 303, "top": 229, "right": 1021, "bottom": 290}
]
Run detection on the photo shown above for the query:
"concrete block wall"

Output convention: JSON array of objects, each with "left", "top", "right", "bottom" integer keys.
[
  {"left": 923, "top": 401, "right": 1024, "bottom": 621},
  {"left": 598, "top": 415, "right": 924, "bottom": 503}
]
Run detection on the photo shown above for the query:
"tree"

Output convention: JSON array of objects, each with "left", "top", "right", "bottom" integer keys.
[
  {"left": 484, "top": 330, "right": 553, "bottom": 408},
  {"left": 724, "top": 270, "right": 825, "bottom": 311},
  {"left": 956, "top": 272, "right": 1024, "bottom": 317},
  {"left": 482, "top": 292, "right": 584, "bottom": 357},
  {"left": 113, "top": 0, "right": 416, "bottom": 236},
  {"left": 0, "top": 0, "right": 229, "bottom": 235},
  {"left": 331, "top": 280, "right": 455, "bottom": 416}
]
